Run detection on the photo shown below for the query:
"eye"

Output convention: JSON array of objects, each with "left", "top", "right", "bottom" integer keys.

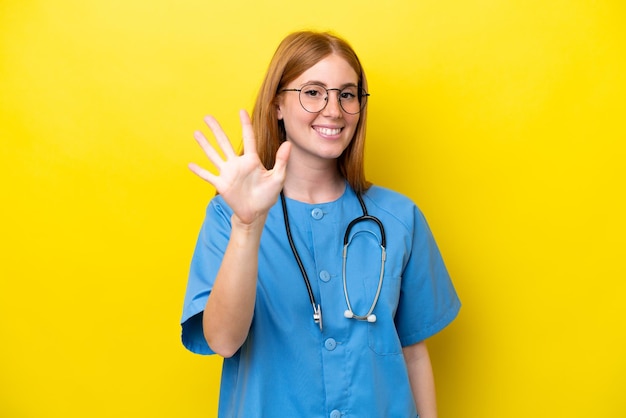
[
  {"left": 340, "top": 92, "right": 356, "bottom": 100},
  {"left": 340, "top": 88, "right": 358, "bottom": 101},
  {"left": 302, "top": 85, "right": 325, "bottom": 98}
]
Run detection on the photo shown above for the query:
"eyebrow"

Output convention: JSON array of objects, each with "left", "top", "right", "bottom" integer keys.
[{"left": 299, "top": 80, "right": 358, "bottom": 88}]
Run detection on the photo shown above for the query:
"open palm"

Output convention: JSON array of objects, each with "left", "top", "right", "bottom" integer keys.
[{"left": 189, "top": 110, "right": 291, "bottom": 225}]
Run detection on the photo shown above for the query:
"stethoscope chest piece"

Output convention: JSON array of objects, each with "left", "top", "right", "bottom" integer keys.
[{"left": 313, "top": 304, "right": 323, "bottom": 331}]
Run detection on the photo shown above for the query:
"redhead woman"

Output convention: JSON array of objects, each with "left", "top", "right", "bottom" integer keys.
[{"left": 181, "top": 31, "right": 460, "bottom": 418}]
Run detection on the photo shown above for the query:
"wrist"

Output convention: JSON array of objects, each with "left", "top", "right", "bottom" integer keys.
[{"left": 230, "top": 213, "right": 267, "bottom": 233}]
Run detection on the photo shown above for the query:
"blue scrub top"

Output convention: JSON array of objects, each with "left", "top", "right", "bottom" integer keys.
[{"left": 181, "top": 185, "right": 460, "bottom": 418}]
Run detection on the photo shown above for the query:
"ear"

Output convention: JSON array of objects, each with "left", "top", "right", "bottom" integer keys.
[{"left": 276, "top": 102, "right": 284, "bottom": 121}]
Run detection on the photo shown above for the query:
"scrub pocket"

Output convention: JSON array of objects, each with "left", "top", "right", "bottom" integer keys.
[
  {"left": 344, "top": 228, "right": 402, "bottom": 355},
  {"left": 367, "top": 274, "right": 402, "bottom": 355},
  {"left": 368, "top": 319, "right": 403, "bottom": 355}
]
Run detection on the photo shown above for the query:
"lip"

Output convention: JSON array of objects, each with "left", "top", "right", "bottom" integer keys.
[{"left": 312, "top": 125, "right": 344, "bottom": 138}]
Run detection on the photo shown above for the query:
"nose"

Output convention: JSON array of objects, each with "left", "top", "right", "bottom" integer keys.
[{"left": 321, "top": 90, "right": 343, "bottom": 118}]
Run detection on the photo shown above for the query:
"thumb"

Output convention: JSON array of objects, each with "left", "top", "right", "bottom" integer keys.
[{"left": 272, "top": 141, "right": 292, "bottom": 177}]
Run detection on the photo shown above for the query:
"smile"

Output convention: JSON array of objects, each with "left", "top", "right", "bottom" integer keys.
[{"left": 314, "top": 126, "right": 342, "bottom": 136}]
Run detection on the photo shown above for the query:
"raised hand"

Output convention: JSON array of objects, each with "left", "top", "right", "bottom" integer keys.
[{"left": 189, "top": 110, "right": 291, "bottom": 225}]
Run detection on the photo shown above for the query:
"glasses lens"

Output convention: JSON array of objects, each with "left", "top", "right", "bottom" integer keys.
[
  {"left": 338, "top": 86, "right": 366, "bottom": 114},
  {"left": 297, "top": 84, "right": 368, "bottom": 114},
  {"left": 299, "top": 85, "right": 327, "bottom": 113}
]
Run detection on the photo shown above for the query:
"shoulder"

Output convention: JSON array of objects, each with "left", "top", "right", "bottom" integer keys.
[
  {"left": 204, "top": 194, "right": 233, "bottom": 218},
  {"left": 363, "top": 185, "right": 414, "bottom": 207},
  {"left": 196, "top": 195, "right": 234, "bottom": 244},
  {"left": 362, "top": 185, "right": 425, "bottom": 225}
]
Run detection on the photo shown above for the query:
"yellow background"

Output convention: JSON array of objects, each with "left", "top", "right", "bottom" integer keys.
[{"left": 1, "top": 1, "right": 624, "bottom": 417}]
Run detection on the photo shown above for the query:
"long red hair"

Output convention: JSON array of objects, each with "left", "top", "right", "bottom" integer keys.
[{"left": 251, "top": 31, "right": 371, "bottom": 194}]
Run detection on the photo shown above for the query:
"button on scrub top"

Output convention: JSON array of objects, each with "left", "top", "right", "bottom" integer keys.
[{"left": 181, "top": 185, "right": 461, "bottom": 418}]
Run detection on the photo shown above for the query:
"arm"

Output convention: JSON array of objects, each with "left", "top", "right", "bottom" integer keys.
[
  {"left": 403, "top": 341, "right": 438, "bottom": 418},
  {"left": 189, "top": 110, "right": 291, "bottom": 357},
  {"left": 202, "top": 214, "right": 265, "bottom": 357}
]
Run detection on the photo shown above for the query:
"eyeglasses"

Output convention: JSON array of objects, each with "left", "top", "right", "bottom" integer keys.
[{"left": 281, "top": 84, "right": 370, "bottom": 115}]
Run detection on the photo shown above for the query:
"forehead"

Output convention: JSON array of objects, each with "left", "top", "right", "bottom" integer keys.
[{"left": 291, "top": 53, "right": 359, "bottom": 87}]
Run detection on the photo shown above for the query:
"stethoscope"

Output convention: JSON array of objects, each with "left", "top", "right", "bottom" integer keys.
[{"left": 280, "top": 190, "right": 387, "bottom": 331}]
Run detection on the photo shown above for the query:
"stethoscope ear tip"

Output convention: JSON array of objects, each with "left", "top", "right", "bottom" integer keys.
[{"left": 344, "top": 310, "right": 377, "bottom": 323}]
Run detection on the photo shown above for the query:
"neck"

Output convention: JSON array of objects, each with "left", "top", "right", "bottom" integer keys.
[{"left": 283, "top": 163, "right": 345, "bottom": 204}]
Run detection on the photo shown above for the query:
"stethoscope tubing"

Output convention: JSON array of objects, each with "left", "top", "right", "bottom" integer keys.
[
  {"left": 280, "top": 190, "right": 386, "bottom": 330},
  {"left": 280, "top": 191, "right": 322, "bottom": 330},
  {"left": 342, "top": 228, "right": 386, "bottom": 322}
]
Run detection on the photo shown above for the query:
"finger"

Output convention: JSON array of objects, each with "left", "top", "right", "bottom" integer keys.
[
  {"left": 194, "top": 130, "right": 225, "bottom": 169},
  {"left": 188, "top": 162, "right": 220, "bottom": 186},
  {"left": 271, "top": 141, "right": 292, "bottom": 179},
  {"left": 239, "top": 109, "right": 258, "bottom": 156},
  {"left": 203, "top": 115, "right": 237, "bottom": 159}
]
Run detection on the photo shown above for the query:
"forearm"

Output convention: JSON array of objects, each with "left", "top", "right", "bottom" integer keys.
[
  {"left": 203, "top": 214, "right": 266, "bottom": 357},
  {"left": 403, "top": 341, "right": 438, "bottom": 418}
]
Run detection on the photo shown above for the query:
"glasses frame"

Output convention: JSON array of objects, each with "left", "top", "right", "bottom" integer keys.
[{"left": 281, "top": 84, "right": 370, "bottom": 115}]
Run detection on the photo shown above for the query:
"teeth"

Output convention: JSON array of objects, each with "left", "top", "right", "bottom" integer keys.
[{"left": 316, "top": 127, "right": 341, "bottom": 135}]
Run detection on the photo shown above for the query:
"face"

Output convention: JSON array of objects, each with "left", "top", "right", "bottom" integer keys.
[{"left": 276, "top": 53, "right": 360, "bottom": 166}]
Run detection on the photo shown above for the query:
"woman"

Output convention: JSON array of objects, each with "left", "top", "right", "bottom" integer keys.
[{"left": 181, "top": 31, "right": 460, "bottom": 418}]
